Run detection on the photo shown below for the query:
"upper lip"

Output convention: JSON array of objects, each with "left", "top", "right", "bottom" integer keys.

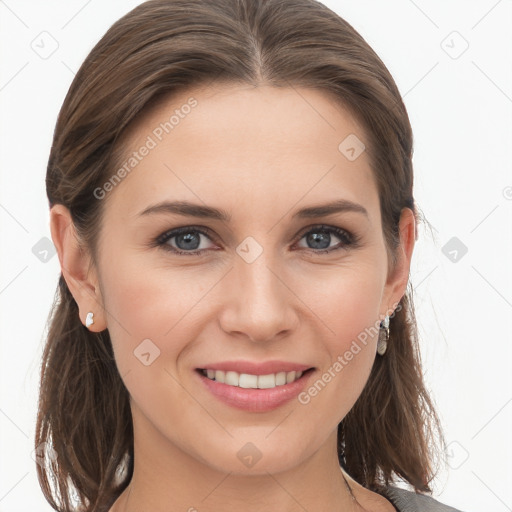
[{"left": 197, "top": 360, "right": 314, "bottom": 376}]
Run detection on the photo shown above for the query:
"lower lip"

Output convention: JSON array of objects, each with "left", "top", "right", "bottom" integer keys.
[{"left": 195, "top": 369, "right": 315, "bottom": 412}]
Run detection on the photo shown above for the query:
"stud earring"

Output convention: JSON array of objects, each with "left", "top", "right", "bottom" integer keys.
[
  {"left": 85, "top": 311, "right": 94, "bottom": 328},
  {"left": 377, "top": 314, "right": 390, "bottom": 356}
]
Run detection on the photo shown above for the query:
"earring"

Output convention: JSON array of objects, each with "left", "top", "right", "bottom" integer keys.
[
  {"left": 377, "top": 314, "right": 390, "bottom": 356},
  {"left": 85, "top": 311, "right": 94, "bottom": 328}
]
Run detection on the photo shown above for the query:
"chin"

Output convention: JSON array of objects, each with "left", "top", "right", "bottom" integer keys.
[{"left": 190, "top": 434, "right": 312, "bottom": 476}]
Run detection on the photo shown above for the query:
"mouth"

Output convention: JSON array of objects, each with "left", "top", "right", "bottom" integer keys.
[{"left": 195, "top": 367, "right": 315, "bottom": 390}]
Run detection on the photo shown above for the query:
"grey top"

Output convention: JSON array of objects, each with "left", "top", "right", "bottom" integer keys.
[{"left": 380, "top": 485, "right": 464, "bottom": 512}]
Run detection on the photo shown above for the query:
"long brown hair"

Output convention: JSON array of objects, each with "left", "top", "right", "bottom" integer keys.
[{"left": 37, "top": 0, "right": 446, "bottom": 510}]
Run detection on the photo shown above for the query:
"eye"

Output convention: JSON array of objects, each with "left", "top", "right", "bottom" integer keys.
[
  {"left": 294, "top": 224, "right": 358, "bottom": 254},
  {"left": 155, "top": 226, "right": 217, "bottom": 255},
  {"left": 154, "top": 224, "right": 360, "bottom": 256}
]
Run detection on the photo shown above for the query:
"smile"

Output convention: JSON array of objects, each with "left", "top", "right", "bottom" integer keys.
[{"left": 199, "top": 368, "right": 307, "bottom": 389}]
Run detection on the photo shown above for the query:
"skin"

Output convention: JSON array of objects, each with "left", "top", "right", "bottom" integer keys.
[{"left": 50, "top": 84, "right": 415, "bottom": 512}]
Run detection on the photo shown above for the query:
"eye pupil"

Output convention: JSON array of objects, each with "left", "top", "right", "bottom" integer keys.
[
  {"left": 176, "top": 232, "right": 201, "bottom": 250},
  {"left": 307, "top": 231, "right": 330, "bottom": 250}
]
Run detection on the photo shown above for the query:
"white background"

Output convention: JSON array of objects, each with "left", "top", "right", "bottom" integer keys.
[{"left": 1, "top": 1, "right": 511, "bottom": 511}]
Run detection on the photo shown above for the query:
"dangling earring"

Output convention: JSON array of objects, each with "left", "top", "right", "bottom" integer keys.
[
  {"left": 377, "top": 314, "right": 389, "bottom": 356},
  {"left": 85, "top": 311, "right": 94, "bottom": 328}
]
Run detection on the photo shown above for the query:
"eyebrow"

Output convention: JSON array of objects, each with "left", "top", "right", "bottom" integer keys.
[{"left": 137, "top": 199, "right": 369, "bottom": 222}]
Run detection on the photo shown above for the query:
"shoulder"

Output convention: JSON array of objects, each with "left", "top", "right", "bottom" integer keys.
[{"left": 381, "top": 485, "right": 465, "bottom": 512}]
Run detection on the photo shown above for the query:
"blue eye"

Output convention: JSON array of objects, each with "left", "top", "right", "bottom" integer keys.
[
  {"left": 155, "top": 224, "right": 359, "bottom": 256},
  {"left": 155, "top": 226, "right": 215, "bottom": 255},
  {"left": 295, "top": 225, "right": 356, "bottom": 253}
]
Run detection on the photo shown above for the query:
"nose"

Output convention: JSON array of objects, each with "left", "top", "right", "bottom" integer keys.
[{"left": 218, "top": 252, "right": 299, "bottom": 343}]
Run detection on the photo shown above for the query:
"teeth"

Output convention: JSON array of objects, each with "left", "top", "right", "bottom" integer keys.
[
  {"left": 239, "top": 373, "right": 258, "bottom": 388},
  {"left": 225, "top": 371, "right": 239, "bottom": 386},
  {"left": 201, "top": 369, "right": 305, "bottom": 389}
]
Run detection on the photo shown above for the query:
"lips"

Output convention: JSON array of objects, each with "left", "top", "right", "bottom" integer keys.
[
  {"left": 195, "top": 365, "right": 316, "bottom": 412},
  {"left": 196, "top": 360, "right": 314, "bottom": 375}
]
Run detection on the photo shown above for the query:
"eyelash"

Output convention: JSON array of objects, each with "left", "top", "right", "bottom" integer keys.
[{"left": 154, "top": 224, "right": 360, "bottom": 256}]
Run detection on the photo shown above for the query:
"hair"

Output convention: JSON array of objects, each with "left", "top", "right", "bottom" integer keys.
[{"left": 37, "top": 0, "right": 446, "bottom": 510}]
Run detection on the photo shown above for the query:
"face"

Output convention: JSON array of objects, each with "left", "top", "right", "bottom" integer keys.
[{"left": 68, "top": 84, "right": 412, "bottom": 476}]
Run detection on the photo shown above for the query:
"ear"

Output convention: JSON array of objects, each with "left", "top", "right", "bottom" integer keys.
[
  {"left": 380, "top": 207, "right": 416, "bottom": 318},
  {"left": 49, "top": 204, "right": 107, "bottom": 332}
]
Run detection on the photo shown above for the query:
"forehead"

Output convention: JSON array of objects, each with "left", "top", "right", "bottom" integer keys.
[{"left": 105, "top": 84, "right": 378, "bottom": 223}]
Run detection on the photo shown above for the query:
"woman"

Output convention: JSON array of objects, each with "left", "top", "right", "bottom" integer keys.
[{"left": 36, "top": 0, "right": 464, "bottom": 511}]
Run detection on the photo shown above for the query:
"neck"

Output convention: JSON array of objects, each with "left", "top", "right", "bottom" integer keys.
[
  {"left": 115, "top": 468, "right": 357, "bottom": 512},
  {"left": 109, "top": 415, "right": 358, "bottom": 512}
]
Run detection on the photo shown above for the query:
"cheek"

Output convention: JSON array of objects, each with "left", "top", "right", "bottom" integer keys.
[
  {"left": 98, "top": 251, "right": 214, "bottom": 375},
  {"left": 296, "top": 260, "right": 384, "bottom": 348},
  {"left": 293, "top": 263, "right": 384, "bottom": 409}
]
